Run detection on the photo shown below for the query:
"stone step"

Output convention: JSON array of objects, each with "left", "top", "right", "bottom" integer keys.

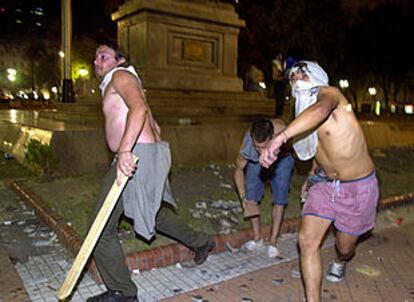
[
  {"left": 56, "top": 91, "right": 273, "bottom": 111},
  {"left": 47, "top": 91, "right": 275, "bottom": 125},
  {"left": 38, "top": 110, "right": 265, "bottom": 126}
]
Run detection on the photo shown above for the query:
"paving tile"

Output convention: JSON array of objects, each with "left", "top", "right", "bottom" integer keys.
[{"left": 7, "top": 189, "right": 414, "bottom": 302}]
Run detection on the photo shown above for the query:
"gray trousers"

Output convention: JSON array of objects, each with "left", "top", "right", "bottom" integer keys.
[{"left": 90, "top": 165, "right": 210, "bottom": 296}]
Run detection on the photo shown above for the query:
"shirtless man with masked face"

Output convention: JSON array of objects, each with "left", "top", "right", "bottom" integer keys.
[
  {"left": 260, "top": 61, "right": 379, "bottom": 302},
  {"left": 87, "top": 42, "right": 214, "bottom": 302}
]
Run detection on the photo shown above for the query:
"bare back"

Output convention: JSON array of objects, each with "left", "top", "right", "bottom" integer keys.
[
  {"left": 102, "top": 71, "right": 161, "bottom": 152},
  {"left": 315, "top": 87, "right": 374, "bottom": 180}
]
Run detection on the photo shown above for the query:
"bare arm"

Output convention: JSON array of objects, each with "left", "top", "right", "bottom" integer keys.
[
  {"left": 112, "top": 71, "right": 148, "bottom": 183},
  {"left": 260, "top": 87, "right": 340, "bottom": 167},
  {"left": 234, "top": 154, "right": 248, "bottom": 201},
  {"left": 309, "top": 159, "right": 318, "bottom": 175},
  {"left": 283, "top": 89, "right": 339, "bottom": 141}
]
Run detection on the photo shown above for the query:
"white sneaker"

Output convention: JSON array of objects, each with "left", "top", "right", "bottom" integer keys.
[
  {"left": 243, "top": 239, "right": 264, "bottom": 251},
  {"left": 326, "top": 261, "right": 346, "bottom": 282},
  {"left": 267, "top": 245, "right": 280, "bottom": 258}
]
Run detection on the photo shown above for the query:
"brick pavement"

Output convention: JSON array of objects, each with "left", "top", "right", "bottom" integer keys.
[
  {"left": 163, "top": 220, "right": 414, "bottom": 302},
  {"left": 2, "top": 171, "right": 414, "bottom": 301},
  {"left": 2, "top": 196, "right": 414, "bottom": 301}
]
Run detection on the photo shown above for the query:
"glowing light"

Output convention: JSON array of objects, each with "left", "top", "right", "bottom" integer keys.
[
  {"left": 7, "top": 68, "right": 17, "bottom": 75},
  {"left": 404, "top": 104, "right": 413, "bottom": 115},
  {"left": 51, "top": 87, "right": 58, "bottom": 94},
  {"left": 339, "top": 79, "right": 349, "bottom": 89},
  {"left": 41, "top": 89, "right": 50, "bottom": 100},
  {"left": 10, "top": 109, "right": 18, "bottom": 123},
  {"left": 79, "top": 68, "right": 89, "bottom": 77},
  {"left": 59, "top": 51, "right": 65, "bottom": 58},
  {"left": 259, "top": 81, "right": 266, "bottom": 89},
  {"left": 375, "top": 100, "right": 381, "bottom": 116},
  {"left": 7, "top": 74, "right": 16, "bottom": 82},
  {"left": 368, "top": 87, "right": 377, "bottom": 96}
]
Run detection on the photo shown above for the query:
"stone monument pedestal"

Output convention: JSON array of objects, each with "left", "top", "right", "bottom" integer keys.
[
  {"left": 113, "top": 0, "right": 244, "bottom": 92},
  {"left": 0, "top": 1, "right": 277, "bottom": 175}
]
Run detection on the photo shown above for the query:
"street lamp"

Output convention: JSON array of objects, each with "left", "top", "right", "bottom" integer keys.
[
  {"left": 339, "top": 79, "right": 349, "bottom": 89},
  {"left": 7, "top": 74, "right": 16, "bottom": 82},
  {"left": 6, "top": 68, "right": 17, "bottom": 94},
  {"left": 79, "top": 68, "right": 88, "bottom": 78},
  {"left": 79, "top": 68, "right": 89, "bottom": 95},
  {"left": 368, "top": 87, "right": 380, "bottom": 115},
  {"left": 7, "top": 68, "right": 17, "bottom": 82},
  {"left": 7, "top": 68, "right": 16, "bottom": 76}
]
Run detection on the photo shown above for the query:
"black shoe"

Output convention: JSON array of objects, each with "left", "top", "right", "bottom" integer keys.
[
  {"left": 86, "top": 290, "right": 138, "bottom": 302},
  {"left": 193, "top": 236, "right": 215, "bottom": 265}
]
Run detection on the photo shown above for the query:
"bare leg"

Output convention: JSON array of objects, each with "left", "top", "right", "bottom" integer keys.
[
  {"left": 299, "top": 215, "right": 332, "bottom": 302},
  {"left": 250, "top": 215, "right": 262, "bottom": 241},
  {"left": 335, "top": 232, "right": 358, "bottom": 262},
  {"left": 269, "top": 204, "right": 285, "bottom": 246}
]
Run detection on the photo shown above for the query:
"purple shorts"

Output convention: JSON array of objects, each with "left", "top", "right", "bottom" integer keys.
[{"left": 302, "top": 171, "right": 379, "bottom": 236}]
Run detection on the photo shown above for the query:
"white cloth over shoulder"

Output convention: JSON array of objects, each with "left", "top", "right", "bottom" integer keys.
[
  {"left": 290, "top": 61, "right": 329, "bottom": 160},
  {"left": 99, "top": 65, "right": 141, "bottom": 96}
]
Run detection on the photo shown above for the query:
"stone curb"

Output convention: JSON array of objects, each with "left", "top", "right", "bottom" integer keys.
[{"left": 9, "top": 181, "right": 414, "bottom": 283}]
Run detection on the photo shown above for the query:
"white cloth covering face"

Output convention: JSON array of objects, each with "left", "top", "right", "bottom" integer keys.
[
  {"left": 290, "top": 61, "right": 329, "bottom": 160},
  {"left": 99, "top": 65, "right": 141, "bottom": 96}
]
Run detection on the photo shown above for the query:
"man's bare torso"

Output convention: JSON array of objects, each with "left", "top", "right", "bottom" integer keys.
[
  {"left": 315, "top": 87, "right": 374, "bottom": 181},
  {"left": 102, "top": 72, "right": 160, "bottom": 152}
]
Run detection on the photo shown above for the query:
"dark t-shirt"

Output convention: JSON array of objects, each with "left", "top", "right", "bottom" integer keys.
[{"left": 240, "top": 132, "right": 260, "bottom": 163}]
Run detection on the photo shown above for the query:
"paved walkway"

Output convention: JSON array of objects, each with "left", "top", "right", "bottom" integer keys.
[
  {"left": 2, "top": 172, "right": 413, "bottom": 302},
  {"left": 164, "top": 220, "right": 414, "bottom": 302}
]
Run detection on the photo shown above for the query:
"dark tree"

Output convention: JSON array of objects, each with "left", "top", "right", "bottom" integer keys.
[
  {"left": 236, "top": 0, "right": 346, "bottom": 83},
  {"left": 346, "top": 2, "right": 414, "bottom": 111}
]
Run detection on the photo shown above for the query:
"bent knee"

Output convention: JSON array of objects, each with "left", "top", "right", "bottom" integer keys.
[{"left": 336, "top": 244, "right": 355, "bottom": 258}]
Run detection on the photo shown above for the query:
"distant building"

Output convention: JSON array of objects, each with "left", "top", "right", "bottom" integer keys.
[{"left": 0, "top": 0, "right": 49, "bottom": 32}]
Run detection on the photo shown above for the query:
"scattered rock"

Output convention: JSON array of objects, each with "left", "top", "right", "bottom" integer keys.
[
  {"left": 291, "top": 270, "right": 301, "bottom": 279},
  {"left": 195, "top": 201, "right": 207, "bottom": 209},
  {"left": 224, "top": 242, "right": 240, "bottom": 253},
  {"left": 192, "top": 294, "right": 204, "bottom": 302},
  {"left": 219, "top": 228, "right": 231, "bottom": 235},
  {"left": 220, "top": 182, "right": 232, "bottom": 189},
  {"left": 272, "top": 278, "right": 284, "bottom": 286}
]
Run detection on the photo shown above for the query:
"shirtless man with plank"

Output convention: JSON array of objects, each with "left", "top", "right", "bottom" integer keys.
[{"left": 86, "top": 42, "right": 214, "bottom": 302}]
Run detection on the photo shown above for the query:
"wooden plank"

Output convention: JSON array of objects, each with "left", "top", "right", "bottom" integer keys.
[{"left": 57, "top": 156, "right": 139, "bottom": 301}]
